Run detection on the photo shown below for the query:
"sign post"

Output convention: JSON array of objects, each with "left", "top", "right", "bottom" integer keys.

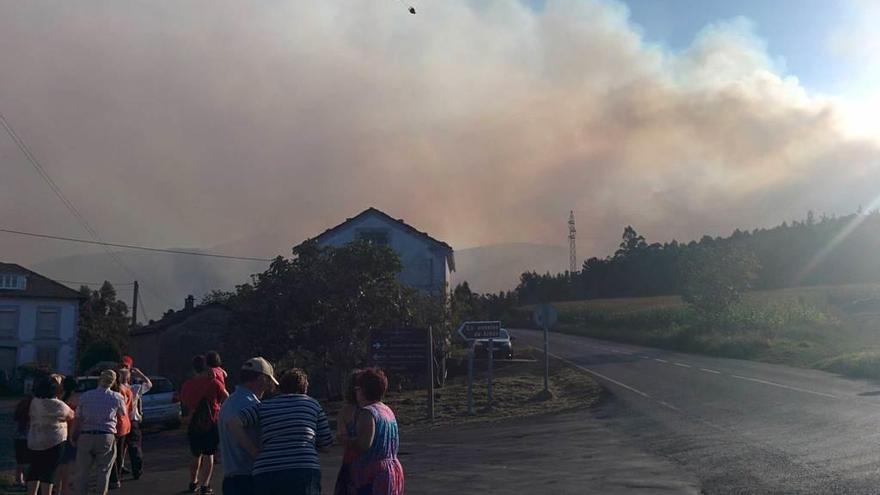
[
  {"left": 459, "top": 321, "right": 501, "bottom": 414},
  {"left": 427, "top": 326, "right": 435, "bottom": 422},
  {"left": 467, "top": 340, "right": 476, "bottom": 414},
  {"left": 533, "top": 304, "right": 558, "bottom": 394},
  {"left": 370, "top": 328, "right": 434, "bottom": 418},
  {"left": 487, "top": 337, "right": 494, "bottom": 410}
]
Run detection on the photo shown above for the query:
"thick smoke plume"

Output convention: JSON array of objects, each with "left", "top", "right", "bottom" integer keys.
[{"left": 1, "top": 0, "right": 878, "bottom": 304}]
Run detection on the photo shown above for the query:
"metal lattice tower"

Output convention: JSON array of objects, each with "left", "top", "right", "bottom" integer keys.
[{"left": 568, "top": 211, "right": 577, "bottom": 274}]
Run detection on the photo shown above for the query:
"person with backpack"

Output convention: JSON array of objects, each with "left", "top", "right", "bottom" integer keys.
[{"left": 180, "top": 355, "right": 228, "bottom": 495}]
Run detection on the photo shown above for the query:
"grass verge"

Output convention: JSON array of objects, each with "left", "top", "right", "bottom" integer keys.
[
  {"left": 326, "top": 348, "right": 602, "bottom": 431},
  {"left": 508, "top": 284, "right": 880, "bottom": 381}
]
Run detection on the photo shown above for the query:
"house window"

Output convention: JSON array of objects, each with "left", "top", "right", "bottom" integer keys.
[
  {"left": 0, "top": 308, "right": 18, "bottom": 340},
  {"left": 357, "top": 229, "right": 390, "bottom": 246},
  {"left": 0, "top": 274, "right": 26, "bottom": 290},
  {"left": 36, "top": 346, "right": 58, "bottom": 370},
  {"left": 0, "top": 347, "right": 17, "bottom": 376},
  {"left": 36, "top": 308, "right": 61, "bottom": 340}
]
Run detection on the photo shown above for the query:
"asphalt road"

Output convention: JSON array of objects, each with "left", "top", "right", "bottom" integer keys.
[
  {"left": 106, "top": 403, "right": 701, "bottom": 495},
  {"left": 513, "top": 328, "right": 880, "bottom": 494}
]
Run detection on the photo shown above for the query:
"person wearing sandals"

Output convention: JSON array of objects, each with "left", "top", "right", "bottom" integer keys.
[
  {"left": 180, "top": 355, "right": 228, "bottom": 495},
  {"left": 349, "top": 368, "right": 404, "bottom": 495},
  {"left": 228, "top": 368, "right": 333, "bottom": 495}
]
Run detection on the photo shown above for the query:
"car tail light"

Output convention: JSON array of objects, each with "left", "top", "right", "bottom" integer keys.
[{"left": 172, "top": 392, "right": 180, "bottom": 403}]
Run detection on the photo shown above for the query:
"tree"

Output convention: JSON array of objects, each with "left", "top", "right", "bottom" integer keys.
[
  {"left": 78, "top": 281, "right": 130, "bottom": 373},
  {"left": 224, "top": 241, "right": 448, "bottom": 396},
  {"left": 681, "top": 245, "right": 760, "bottom": 318}
]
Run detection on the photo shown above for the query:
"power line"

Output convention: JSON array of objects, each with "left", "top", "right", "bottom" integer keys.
[
  {"left": 0, "top": 228, "right": 273, "bottom": 262},
  {"left": 56, "top": 279, "right": 135, "bottom": 287},
  {"left": 0, "top": 111, "right": 177, "bottom": 308},
  {"left": 137, "top": 289, "right": 150, "bottom": 322}
]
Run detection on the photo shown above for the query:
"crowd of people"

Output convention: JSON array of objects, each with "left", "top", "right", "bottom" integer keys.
[
  {"left": 10, "top": 350, "right": 405, "bottom": 495},
  {"left": 11, "top": 356, "right": 151, "bottom": 495},
  {"left": 187, "top": 352, "right": 405, "bottom": 495}
]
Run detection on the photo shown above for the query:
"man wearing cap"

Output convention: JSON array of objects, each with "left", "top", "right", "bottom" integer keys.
[
  {"left": 71, "top": 369, "right": 128, "bottom": 495},
  {"left": 218, "top": 357, "right": 278, "bottom": 495}
]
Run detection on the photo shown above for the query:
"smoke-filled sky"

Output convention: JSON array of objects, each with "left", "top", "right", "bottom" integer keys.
[{"left": 3, "top": 0, "right": 880, "bottom": 270}]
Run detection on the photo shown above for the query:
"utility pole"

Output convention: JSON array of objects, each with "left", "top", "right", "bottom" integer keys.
[
  {"left": 130, "top": 280, "right": 139, "bottom": 330},
  {"left": 569, "top": 211, "right": 577, "bottom": 274}
]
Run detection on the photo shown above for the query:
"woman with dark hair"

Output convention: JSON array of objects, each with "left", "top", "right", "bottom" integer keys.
[
  {"left": 27, "top": 376, "right": 75, "bottom": 495},
  {"left": 334, "top": 370, "right": 361, "bottom": 495},
  {"left": 350, "top": 368, "right": 404, "bottom": 495},
  {"left": 206, "top": 351, "right": 228, "bottom": 391},
  {"left": 55, "top": 376, "right": 80, "bottom": 495}
]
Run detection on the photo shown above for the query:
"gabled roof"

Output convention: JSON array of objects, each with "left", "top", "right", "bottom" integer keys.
[
  {"left": 0, "top": 262, "right": 83, "bottom": 300},
  {"left": 310, "top": 207, "right": 455, "bottom": 270}
]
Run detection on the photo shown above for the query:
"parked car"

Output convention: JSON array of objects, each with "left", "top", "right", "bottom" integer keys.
[
  {"left": 75, "top": 376, "right": 99, "bottom": 393},
  {"left": 140, "top": 376, "right": 181, "bottom": 429},
  {"left": 475, "top": 328, "right": 513, "bottom": 359}
]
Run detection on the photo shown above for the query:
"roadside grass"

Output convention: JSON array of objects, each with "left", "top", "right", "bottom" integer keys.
[
  {"left": 511, "top": 284, "right": 880, "bottom": 380},
  {"left": 326, "top": 348, "right": 602, "bottom": 431},
  {"left": 816, "top": 351, "right": 880, "bottom": 380}
]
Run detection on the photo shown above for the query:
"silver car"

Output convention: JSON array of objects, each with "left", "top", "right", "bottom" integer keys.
[{"left": 139, "top": 376, "right": 181, "bottom": 429}]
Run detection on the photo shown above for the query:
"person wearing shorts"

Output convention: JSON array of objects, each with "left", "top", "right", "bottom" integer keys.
[
  {"left": 27, "top": 376, "right": 74, "bottom": 495},
  {"left": 180, "top": 355, "right": 227, "bottom": 495}
]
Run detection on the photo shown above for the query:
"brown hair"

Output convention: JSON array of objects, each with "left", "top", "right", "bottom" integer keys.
[
  {"left": 279, "top": 368, "right": 309, "bottom": 394},
  {"left": 356, "top": 368, "right": 388, "bottom": 402}
]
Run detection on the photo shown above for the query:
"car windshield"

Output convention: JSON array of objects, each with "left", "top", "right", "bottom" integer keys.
[
  {"left": 75, "top": 378, "right": 98, "bottom": 393},
  {"left": 145, "top": 378, "right": 174, "bottom": 395}
]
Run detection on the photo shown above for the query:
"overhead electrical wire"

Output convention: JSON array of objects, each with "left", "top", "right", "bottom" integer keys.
[
  {"left": 55, "top": 279, "right": 135, "bottom": 287},
  {"left": 0, "top": 228, "right": 273, "bottom": 262},
  {"left": 0, "top": 111, "right": 177, "bottom": 308}
]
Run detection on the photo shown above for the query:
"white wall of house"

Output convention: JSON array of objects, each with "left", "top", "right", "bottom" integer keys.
[
  {"left": 0, "top": 298, "right": 78, "bottom": 375},
  {"left": 318, "top": 214, "right": 452, "bottom": 294}
]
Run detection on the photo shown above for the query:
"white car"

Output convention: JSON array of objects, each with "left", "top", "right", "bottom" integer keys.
[{"left": 140, "top": 376, "right": 181, "bottom": 429}]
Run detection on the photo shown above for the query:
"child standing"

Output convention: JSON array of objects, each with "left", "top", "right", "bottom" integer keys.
[{"left": 205, "top": 351, "right": 228, "bottom": 392}]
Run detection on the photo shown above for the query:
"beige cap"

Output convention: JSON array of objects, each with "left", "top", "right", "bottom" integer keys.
[
  {"left": 99, "top": 369, "right": 117, "bottom": 387},
  {"left": 242, "top": 357, "right": 279, "bottom": 385}
]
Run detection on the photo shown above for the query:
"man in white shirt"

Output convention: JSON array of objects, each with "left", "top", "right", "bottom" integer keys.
[{"left": 126, "top": 367, "right": 152, "bottom": 480}]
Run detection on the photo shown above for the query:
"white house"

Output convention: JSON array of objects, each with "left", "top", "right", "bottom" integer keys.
[
  {"left": 0, "top": 263, "right": 81, "bottom": 376},
  {"left": 311, "top": 208, "right": 455, "bottom": 294}
]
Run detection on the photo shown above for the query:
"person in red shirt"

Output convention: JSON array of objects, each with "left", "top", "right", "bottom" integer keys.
[
  {"left": 205, "top": 351, "right": 228, "bottom": 392},
  {"left": 180, "top": 355, "right": 228, "bottom": 495}
]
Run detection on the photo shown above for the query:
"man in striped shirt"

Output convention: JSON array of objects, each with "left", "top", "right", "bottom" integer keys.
[{"left": 228, "top": 368, "right": 333, "bottom": 495}]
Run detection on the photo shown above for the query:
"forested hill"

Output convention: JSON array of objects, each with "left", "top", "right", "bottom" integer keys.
[{"left": 515, "top": 210, "right": 880, "bottom": 303}]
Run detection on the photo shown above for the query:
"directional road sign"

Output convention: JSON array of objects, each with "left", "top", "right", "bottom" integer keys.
[
  {"left": 533, "top": 304, "right": 558, "bottom": 329},
  {"left": 458, "top": 321, "right": 502, "bottom": 340},
  {"left": 370, "top": 328, "right": 429, "bottom": 370}
]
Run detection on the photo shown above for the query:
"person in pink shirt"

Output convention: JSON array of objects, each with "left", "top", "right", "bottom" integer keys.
[{"left": 205, "top": 352, "right": 228, "bottom": 392}]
